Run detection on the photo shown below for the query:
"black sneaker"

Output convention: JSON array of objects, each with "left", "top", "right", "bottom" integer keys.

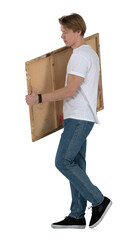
[
  {"left": 89, "top": 196, "right": 112, "bottom": 228},
  {"left": 51, "top": 216, "right": 86, "bottom": 229}
]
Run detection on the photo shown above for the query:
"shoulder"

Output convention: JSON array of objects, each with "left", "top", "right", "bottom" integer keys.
[
  {"left": 70, "top": 45, "right": 90, "bottom": 63},
  {"left": 73, "top": 45, "right": 99, "bottom": 66},
  {"left": 74, "top": 45, "right": 91, "bottom": 60}
]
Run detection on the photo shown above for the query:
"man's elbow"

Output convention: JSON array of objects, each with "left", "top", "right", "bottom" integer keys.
[
  {"left": 69, "top": 89, "right": 76, "bottom": 97},
  {"left": 66, "top": 87, "right": 76, "bottom": 98}
]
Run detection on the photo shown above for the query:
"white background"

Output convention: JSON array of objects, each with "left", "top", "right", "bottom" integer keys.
[{"left": 0, "top": 0, "right": 135, "bottom": 239}]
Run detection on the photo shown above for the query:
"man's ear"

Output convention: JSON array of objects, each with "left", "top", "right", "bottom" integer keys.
[{"left": 77, "top": 30, "right": 82, "bottom": 36}]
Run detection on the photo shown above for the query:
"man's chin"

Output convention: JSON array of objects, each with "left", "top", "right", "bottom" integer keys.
[{"left": 65, "top": 42, "right": 71, "bottom": 47}]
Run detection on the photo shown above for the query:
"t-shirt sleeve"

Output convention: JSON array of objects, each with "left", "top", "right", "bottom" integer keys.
[{"left": 68, "top": 53, "right": 90, "bottom": 78}]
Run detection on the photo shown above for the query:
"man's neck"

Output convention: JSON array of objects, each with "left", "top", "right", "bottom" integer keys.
[{"left": 71, "top": 37, "right": 85, "bottom": 50}]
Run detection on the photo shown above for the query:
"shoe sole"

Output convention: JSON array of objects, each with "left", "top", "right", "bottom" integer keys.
[
  {"left": 51, "top": 224, "right": 86, "bottom": 229},
  {"left": 89, "top": 201, "right": 112, "bottom": 229}
]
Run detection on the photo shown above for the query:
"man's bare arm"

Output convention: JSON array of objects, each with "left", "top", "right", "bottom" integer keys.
[{"left": 25, "top": 74, "right": 84, "bottom": 106}]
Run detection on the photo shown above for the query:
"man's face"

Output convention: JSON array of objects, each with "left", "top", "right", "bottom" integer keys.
[{"left": 61, "top": 25, "right": 81, "bottom": 48}]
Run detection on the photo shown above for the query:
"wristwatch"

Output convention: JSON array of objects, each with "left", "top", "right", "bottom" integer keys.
[{"left": 38, "top": 94, "right": 42, "bottom": 103}]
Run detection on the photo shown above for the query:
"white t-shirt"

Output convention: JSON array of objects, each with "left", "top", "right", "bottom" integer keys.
[{"left": 63, "top": 44, "right": 100, "bottom": 124}]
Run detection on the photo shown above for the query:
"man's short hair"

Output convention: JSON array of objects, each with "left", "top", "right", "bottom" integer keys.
[{"left": 59, "top": 13, "right": 86, "bottom": 36}]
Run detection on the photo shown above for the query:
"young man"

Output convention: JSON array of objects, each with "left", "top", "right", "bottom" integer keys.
[{"left": 25, "top": 13, "right": 112, "bottom": 229}]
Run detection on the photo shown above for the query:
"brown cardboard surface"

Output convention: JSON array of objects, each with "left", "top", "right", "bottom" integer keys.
[{"left": 25, "top": 33, "right": 104, "bottom": 141}]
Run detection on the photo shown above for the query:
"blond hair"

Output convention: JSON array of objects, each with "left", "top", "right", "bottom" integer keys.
[{"left": 59, "top": 13, "right": 86, "bottom": 36}]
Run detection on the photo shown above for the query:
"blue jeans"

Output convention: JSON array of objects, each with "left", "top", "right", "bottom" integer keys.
[{"left": 55, "top": 118, "right": 104, "bottom": 219}]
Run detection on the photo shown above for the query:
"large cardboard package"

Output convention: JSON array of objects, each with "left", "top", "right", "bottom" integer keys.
[{"left": 25, "top": 33, "right": 104, "bottom": 141}]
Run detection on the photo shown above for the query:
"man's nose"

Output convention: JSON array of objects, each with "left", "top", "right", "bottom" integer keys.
[{"left": 61, "top": 33, "right": 64, "bottom": 39}]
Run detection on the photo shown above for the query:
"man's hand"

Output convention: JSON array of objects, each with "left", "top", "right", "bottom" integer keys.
[{"left": 25, "top": 89, "right": 39, "bottom": 106}]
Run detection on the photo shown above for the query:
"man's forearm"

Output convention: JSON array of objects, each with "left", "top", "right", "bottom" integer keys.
[{"left": 42, "top": 86, "right": 73, "bottom": 103}]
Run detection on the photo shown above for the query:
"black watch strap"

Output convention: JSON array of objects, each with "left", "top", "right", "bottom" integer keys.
[{"left": 38, "top": 94, "right": 42, "bottom": 103}]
